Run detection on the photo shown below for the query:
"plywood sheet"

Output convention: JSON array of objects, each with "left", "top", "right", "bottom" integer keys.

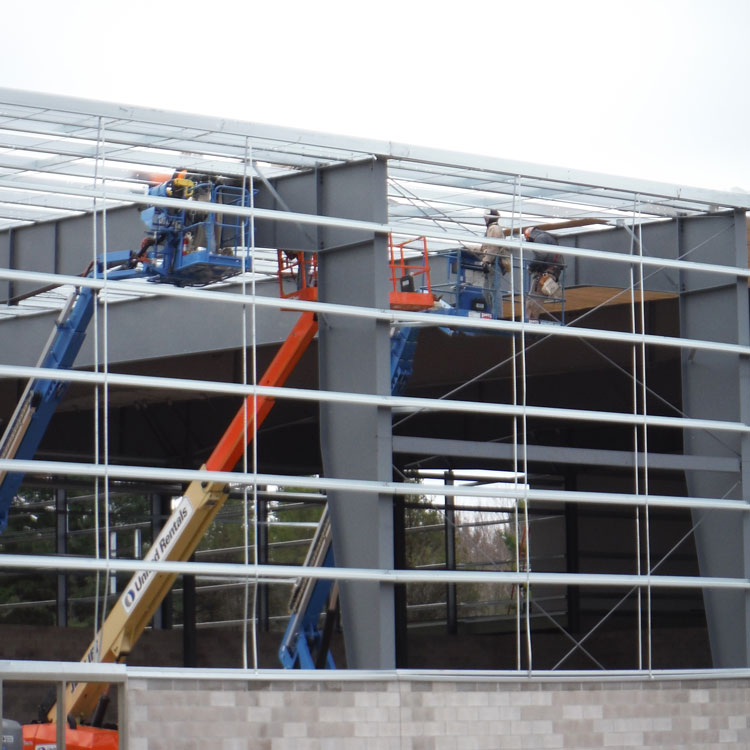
[{"left": 498, "top": 286, "right": 676, "bottom": 319}]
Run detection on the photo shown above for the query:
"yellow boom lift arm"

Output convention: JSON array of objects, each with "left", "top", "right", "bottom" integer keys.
[{"left": 54, "top": 311, "right": 318, "bottom": 724}]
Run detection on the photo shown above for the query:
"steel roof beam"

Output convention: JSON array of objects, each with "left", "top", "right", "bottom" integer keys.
[{"left": 1, "top": 88, "right": 747, "bottom": 210}]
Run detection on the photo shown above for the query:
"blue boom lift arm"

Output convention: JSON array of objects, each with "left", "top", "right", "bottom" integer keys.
[
  {"left": 0, "top": 173, "right": 252, "bottom": 532},
  {"left": 277, "top": 332, "right": 419, "bottom": 670}
]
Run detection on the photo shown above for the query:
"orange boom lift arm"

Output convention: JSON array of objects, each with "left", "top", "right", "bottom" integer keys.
[{"left": 47, "top": 311, "right": 318, "bottom": 727}]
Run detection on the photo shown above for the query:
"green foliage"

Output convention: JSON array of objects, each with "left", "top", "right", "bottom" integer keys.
[
  {"left": 455, "top": 516, "right": 515, "bottom": 619},
  {"left": 402, "top": 488, "right": 520, "bottom": 625},
  {"left": 197, "top": 496, "right": 248, "bottom": 560},
  {"left": 191, "top": 489, "right": 325, "bottom": 628},
  {"left": 403, "top": 493, "right": 446, "bottom": 620},
  {"left": 0, "top": 484, "right": 153, "bottom": 627},
  {"left": 0, "top": 487, "right": 57, "bottom": 625},
  {"left": 1, "top": 477, "right": 523, "bottom": 633}
]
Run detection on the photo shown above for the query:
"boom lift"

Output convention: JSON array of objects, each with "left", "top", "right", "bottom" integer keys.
[
  {"left": 0, "top": 171, "right": 252, "bottom": 532},
  {"left": 9, "top": 219, "right": 566, "bottom": 726},
  {"left": 434, "top": 247, "right": 566, "bottom": 325},
  {"left": 8, "top": 224, "right": 434, "bottom": 745},
  {"left": 0, "top": 171, "right": 249, "bottom": 748},
  {"left": 279, "top": 504, "right": 337, "bottom": 669},
  {"left": 20, "top": 309, "right": 318, "bottom": 750}
]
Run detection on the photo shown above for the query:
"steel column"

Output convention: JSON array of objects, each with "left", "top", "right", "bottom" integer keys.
[
  {"left": 445, "top": 472, "right": 457, "bottom": 635},
  {"left": 317, "top": 158, "right": 395, "bottom": 668},
  {"left": 183, "top": 556, "right": 196, "bottom": 668},
  {"left": 55, "top": 487, "right": 68, "bottom": 627},
  {"left": 257, "top": 493, "right": 269, "bottom": 631}
]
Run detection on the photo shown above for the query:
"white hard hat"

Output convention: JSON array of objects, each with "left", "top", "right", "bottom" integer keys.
[{"left": 484, "top": 209, "right": 500, "bottom": 226}]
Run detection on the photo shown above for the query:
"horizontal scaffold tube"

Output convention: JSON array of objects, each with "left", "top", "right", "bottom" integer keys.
[
  {"left": 0, "top": 363, "right": 745, "bottom": 434},
  {"left": 1, "top": 266, "right": 747, "bottom": 355},
  {"left": 0, "top": 552, "right": 748, "bottom": 592},
  {"left": 0, "top": 457, "right": 748, "bottom": 512}
]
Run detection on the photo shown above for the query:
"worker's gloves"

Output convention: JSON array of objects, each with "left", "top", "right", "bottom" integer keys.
[{"left": 539, "top": 273, "right": 560, "bottom": 297}]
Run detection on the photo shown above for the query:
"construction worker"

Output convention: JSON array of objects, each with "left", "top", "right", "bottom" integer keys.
[
  {"left": 462, "top": 209, "right": 507, "bottom": 314},
  {"left": 523, "top": 227, "right": 564, "bottom": 321},
  {"left": 480, "top": 209, "right": 511, "bottom": 276}
]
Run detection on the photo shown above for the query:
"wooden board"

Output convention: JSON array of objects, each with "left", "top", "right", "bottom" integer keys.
[{"left": 498, "top": 286, "right": 677, "bottom": 319}]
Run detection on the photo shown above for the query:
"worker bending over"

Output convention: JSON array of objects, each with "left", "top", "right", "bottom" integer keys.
[{"left": 523, "top": 227, "right": 564, "bottom": 321}]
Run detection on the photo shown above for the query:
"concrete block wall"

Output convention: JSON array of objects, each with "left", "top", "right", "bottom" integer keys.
[{"left": 126, "top": 673, "right": 750, "bottom": 749}]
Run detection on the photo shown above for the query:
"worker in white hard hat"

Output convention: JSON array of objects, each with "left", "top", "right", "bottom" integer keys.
[
  {"left": 470, "top": 208, "right": 510, "bottom": 314},
  {"left": 523, "top": 226, "right": 564, "bottom": 321},
  {"left": 480, "top": 209, "right": 511, "bottom": 276}
]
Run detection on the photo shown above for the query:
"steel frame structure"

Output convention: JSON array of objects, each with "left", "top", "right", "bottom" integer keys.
[{"left": 0, "top": 88, "right": 749, "bottom": 680}]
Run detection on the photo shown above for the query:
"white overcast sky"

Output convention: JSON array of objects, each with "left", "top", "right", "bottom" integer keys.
[{"left": 1, "top": 0, "right": 748, "bottom": 193}]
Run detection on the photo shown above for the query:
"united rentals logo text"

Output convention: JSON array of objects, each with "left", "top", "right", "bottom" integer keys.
[{"left": 122, "top": 498, "right": 192, "bottom": 614}]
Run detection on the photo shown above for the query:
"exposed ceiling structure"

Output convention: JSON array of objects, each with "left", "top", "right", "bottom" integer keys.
[{"left": 1, "top": 87, "right": 748, "bottom": 318}]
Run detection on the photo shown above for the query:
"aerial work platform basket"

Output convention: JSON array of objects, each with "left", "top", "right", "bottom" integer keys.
[
  {"left": 434, "top": 249, "right": 566, "bottom": 324},
  {"left": 139, "top": 177, "right": 254, "bottom": 287},
  {"left": 277, "top": 235, "right": 435, "bottom": 311}
]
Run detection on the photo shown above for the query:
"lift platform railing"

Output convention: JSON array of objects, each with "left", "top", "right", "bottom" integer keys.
[
  {"left": 139, "top": 178, "right": 253, "bottom": 286},
  {"left": 276, "top": 250, "right": 318, "bottom": 302},
  {"left": 433, "top": 250, "right": 566, "bottom": 324},
  {"left": 388, "top": 235, "right": 433, "bottom": 310},
  {"left": 432, "top": 249, "right": 496, "bottom": 318},
  {"left": 277, "top": 236, "right": 435, "bottom": 311}
]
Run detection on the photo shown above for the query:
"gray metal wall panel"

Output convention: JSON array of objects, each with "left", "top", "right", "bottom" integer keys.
[
  {"left": 0, "top": 310, "right": 60, "bottom": 367},
  {"left": 566, "top": 220, "right": 681, "bottom": 294},
  {"left": 678, "top": 213, "right": 741, "bottom": 296},
  {"left": 680, "top": 209, "right": 749, "bottom": 667},
  {"left": 0, "top": 276, "right": 291, "bottom": 368},
  {"left": 56, "top": 211, "right": 101, "bottom": 277},
  {"left": 254, "top": 160, "right": 388, "bottom": 254},
  {"left": 1, "top": 206, "right": 146, "bottom": 282},
  {"left": 564, "top": 227, "right": 636, "bottom": 291},
  {"left": 12, "top": 223, "right": 57, "bottom": 299},
  {"left": 254, "top": 171, "right": 318, "bottom": 252}
]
